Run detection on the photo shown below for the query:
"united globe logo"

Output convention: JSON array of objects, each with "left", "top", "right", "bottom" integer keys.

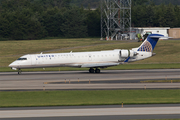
[{"left": 138, "top": 41, "right": 152, "bottom": 52}]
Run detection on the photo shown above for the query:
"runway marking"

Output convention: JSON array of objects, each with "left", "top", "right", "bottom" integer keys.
[{"left": 0, "top": 107, "right": 180, "bottom": 118}]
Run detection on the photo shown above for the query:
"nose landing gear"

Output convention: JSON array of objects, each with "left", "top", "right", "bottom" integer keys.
[
  {"left": 18, "top": 69, "right": 22, "bottom": 75},
  {"left": 89, "top": 68, "right": 101, "bottom": 73}
]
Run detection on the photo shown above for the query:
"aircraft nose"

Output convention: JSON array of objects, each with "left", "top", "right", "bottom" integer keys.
[
  {"left": 9, "top": 62, "right": 18, "bottom": 68},
  {"left": 9, "top": 63, "right": 14, "bottom": 67}
]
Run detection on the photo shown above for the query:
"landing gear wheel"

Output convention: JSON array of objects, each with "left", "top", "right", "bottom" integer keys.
[
  {"left": 95, "top": 69, "right": 100, "bottom": 73},
  {"left": 89, "top": 68, "right": 94, "bottom": 73}
]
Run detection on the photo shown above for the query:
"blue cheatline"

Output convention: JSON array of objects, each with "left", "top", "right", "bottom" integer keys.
[{"left": 138, "top": 34, "right": 164, "bottom": 52}]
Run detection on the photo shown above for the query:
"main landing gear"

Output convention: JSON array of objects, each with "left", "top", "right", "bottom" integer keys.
[
  {"left": 89, "top": 68, "right": 101, "bottom": 73},
  {"left": 18, "top": 68, "right": 22, "bottom": 75}
]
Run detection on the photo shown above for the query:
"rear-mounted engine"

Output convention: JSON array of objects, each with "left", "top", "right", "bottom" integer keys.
[{"left": 120, "top": 50, "right": 137, "bottom": 58}]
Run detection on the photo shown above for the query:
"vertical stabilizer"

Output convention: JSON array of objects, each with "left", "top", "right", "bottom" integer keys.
[{"left": 137, "top": 34, "right": 164, "bottom": 52}]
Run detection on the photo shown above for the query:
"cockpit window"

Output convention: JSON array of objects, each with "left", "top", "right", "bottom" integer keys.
[{"left": 17, "top": 58, "right": 27, "bottom": 60}]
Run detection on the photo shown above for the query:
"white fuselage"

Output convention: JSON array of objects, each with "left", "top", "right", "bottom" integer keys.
[{"left": 9, "top": 49, "right": 152, "bottom": 69}]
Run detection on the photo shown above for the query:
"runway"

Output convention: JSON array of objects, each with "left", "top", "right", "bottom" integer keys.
[
  {"left": 0, "top": 104, "right": 180, "bottom": 119},
  {"left": 0, "top": 69, "right": 180, "bottom": 90}
]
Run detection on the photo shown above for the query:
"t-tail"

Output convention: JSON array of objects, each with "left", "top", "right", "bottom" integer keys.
[
  {"left": 137, "top": 34, "right": 164, "bottom": 52},
  {"left": 128, "top": 34, "right": 166, "bottom": 62}
]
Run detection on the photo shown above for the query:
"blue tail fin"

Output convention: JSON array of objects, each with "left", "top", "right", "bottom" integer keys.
[{"left": 137, "top": 34, "right": 164, "bottom": 52}]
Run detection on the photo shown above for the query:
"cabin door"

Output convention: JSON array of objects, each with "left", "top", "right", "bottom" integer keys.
[
  {"left": 88, "top": 54, "right": 92, "bottom": 61},
  {"left": 31, "top": 55, "right": 37, "bottom": 65}
]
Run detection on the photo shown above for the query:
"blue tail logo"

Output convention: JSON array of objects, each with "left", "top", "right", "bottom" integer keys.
[{"left": 138, "top": 34, "right": 164, "bottom": 52}]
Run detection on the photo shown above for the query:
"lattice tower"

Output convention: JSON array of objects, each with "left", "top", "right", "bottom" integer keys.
[{"left": 101, "top": 0, "right": 131, "bottom": 40}]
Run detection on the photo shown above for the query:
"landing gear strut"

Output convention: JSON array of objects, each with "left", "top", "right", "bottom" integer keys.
[
  {"left": 89, "top": 68, "right": 101, "bottom": 73},
  {"left": 18, "top": 69, "right": 22, "bottom": 75}
]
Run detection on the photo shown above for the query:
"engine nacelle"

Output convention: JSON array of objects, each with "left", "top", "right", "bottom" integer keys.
[{"left": 120, "top": 50, "right": 136, "bottom": 58}]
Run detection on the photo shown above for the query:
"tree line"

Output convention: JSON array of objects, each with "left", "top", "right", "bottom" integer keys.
[
  {"left": 0, "top": 0, "right": 180, "bottom": 40},
  {"left": 0, "top": 0, "right": 100, "bottom": 40},
  {"left": 132, "top": 3, "right": 180, "bottom": 27}
]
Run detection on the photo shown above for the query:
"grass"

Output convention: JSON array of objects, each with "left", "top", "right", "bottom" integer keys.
[
  {"left": 1, "top": 38, "right": 180, "bottom": 71},
  {"left": 0, "top": 90, "right": 179, "bottom": 107}
]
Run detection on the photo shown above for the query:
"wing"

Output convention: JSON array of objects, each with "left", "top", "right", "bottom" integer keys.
[{"left": 81, "top": 63, "right": 119, "bottom": 68}]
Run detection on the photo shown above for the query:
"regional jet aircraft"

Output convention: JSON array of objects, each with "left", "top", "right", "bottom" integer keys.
[{"left": 9, "top": 34, "right": 166, "bottom": 74}]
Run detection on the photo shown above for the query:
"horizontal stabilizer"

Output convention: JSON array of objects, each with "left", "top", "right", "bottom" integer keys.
[{"left": 150, "top": 36, "right": 171, "bottom": 39}]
